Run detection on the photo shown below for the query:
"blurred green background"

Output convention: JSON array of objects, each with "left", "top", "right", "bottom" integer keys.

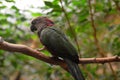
[{"left": 0, "top": 0, "right": 120, "bottom": 80}]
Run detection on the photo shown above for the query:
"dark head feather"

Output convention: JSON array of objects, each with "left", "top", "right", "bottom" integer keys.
[{"left": 30, "top": 17, "right": 54, "bottom": 32}]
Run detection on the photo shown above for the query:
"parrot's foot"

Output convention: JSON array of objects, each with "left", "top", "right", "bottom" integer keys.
[
  {"left": 50, "top": 56, "right": 59, "bottom": 66},
  {"left": 51, "top": 56, "right": 60, "bottom": 61},
  {"left": 36, "top": 46, "right": 46, "bottom": 51}
]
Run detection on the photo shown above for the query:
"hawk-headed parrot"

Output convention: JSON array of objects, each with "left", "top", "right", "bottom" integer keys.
[{"left": 30, "top": 16, "right": 85, "bottom": 80}]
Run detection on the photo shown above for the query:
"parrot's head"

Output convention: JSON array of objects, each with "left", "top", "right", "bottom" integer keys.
[{"left": 30, "top": 16, "right": 54, "bottom": 32}]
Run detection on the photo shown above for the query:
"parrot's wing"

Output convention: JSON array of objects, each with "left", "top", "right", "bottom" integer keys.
[{"left": 40, "top": 27, "right": 79, "bottom": 63}]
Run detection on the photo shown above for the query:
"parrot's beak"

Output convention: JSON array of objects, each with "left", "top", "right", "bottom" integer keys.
[{"left": 30, "top": 25, "right": 37, "bottom": 32}]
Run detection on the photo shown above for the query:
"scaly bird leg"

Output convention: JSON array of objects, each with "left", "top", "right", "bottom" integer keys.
[{"left": 36, "top": 46, "right": 46, "bottom": 51}]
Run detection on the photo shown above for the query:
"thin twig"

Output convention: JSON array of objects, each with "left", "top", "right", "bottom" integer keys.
[
  {"left": 59, "top": 0, "right": 81, "bottom": 57},
  {"left": 88, "top": 0, "right": 118, "bottom": 79},
  {"left": 108, "top": 63, "right": 118, "bottom": 80},
  {"left": 113, "top": 0, "right": 120, "bottom": 12},
  {"left": 88, "top": 0, "right": 104, "bottom": 57}
]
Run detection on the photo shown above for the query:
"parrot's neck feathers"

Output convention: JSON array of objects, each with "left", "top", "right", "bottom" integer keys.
[
  {"left": 37, "top": 23, "right": 53, "bottom": 36},
  {"left": 38, "top": 24, "right": 47, "bottom": 32}
]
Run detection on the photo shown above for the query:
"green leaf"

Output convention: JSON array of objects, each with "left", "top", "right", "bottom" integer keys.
[
  {"left": 44, "top": 1, "right": 53, "bottom": 7},
  {"left": 32, "top": 13, "right": 42, "bottom": 17},
  {"left": 5, "top": 0, "right": 15, "bottom": 2},
  {"left": 11, "top": 5, "right": 19, "bottom": 12},
  {"left": 0, "top": 5, "right": 6, "bottom": 9}
]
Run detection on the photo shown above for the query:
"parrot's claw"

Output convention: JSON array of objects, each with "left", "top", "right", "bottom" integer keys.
[
  {"left": 36, "top": 46, "right": 46, "bottom": 51},
  {"left": 51, "top": 56, "right": 59, "bottom": 60},
  {"left": 50, "top": 56, "right": 59, "bottom": 66}
]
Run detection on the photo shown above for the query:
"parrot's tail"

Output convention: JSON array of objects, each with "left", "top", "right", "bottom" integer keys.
[{"left": 64, "top": 59, "right": 85, "bottom": 80}]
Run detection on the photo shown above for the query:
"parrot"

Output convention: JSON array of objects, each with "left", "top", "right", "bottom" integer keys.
[{"left": 30, "top": 16, "right": 85, "bottom": 80}]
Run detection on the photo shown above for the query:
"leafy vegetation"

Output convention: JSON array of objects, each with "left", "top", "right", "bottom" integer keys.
[{"left": 0, "top": 0, "right": 120, "bottom": 80}]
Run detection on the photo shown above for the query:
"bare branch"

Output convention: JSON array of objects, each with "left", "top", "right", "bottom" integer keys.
[
  {"left": 79, "top": 56, "right": 120, "bottom": 64},
  {"left": 88, "top": 0, "right": 105, "bottom": 57},
  {"left": 0, "top": 36, "right": 120, "bottom": 69},
  {"left": 0, "top": 37, "right": 67, "bottom": 70}
]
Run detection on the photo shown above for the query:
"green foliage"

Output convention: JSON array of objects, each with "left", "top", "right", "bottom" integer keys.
[{"left": 0, "top": 0, "right": 120, "bottom": 80}]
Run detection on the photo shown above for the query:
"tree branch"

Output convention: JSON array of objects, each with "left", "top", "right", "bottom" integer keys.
[
  {"left": 0, "top": 37, "right": 67, "bottom": 70},
  {"left": 88, "top": 0, "right": 105, "bottom": 57},
  {"left": 0, "top": 36, "right": 120, "bottom": 69},
  {"left": 88, "top": 1, "right": 118, "bottom": 79},
  {"left": 59, "top": 0, "right": 81, "bottom": 57}
]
